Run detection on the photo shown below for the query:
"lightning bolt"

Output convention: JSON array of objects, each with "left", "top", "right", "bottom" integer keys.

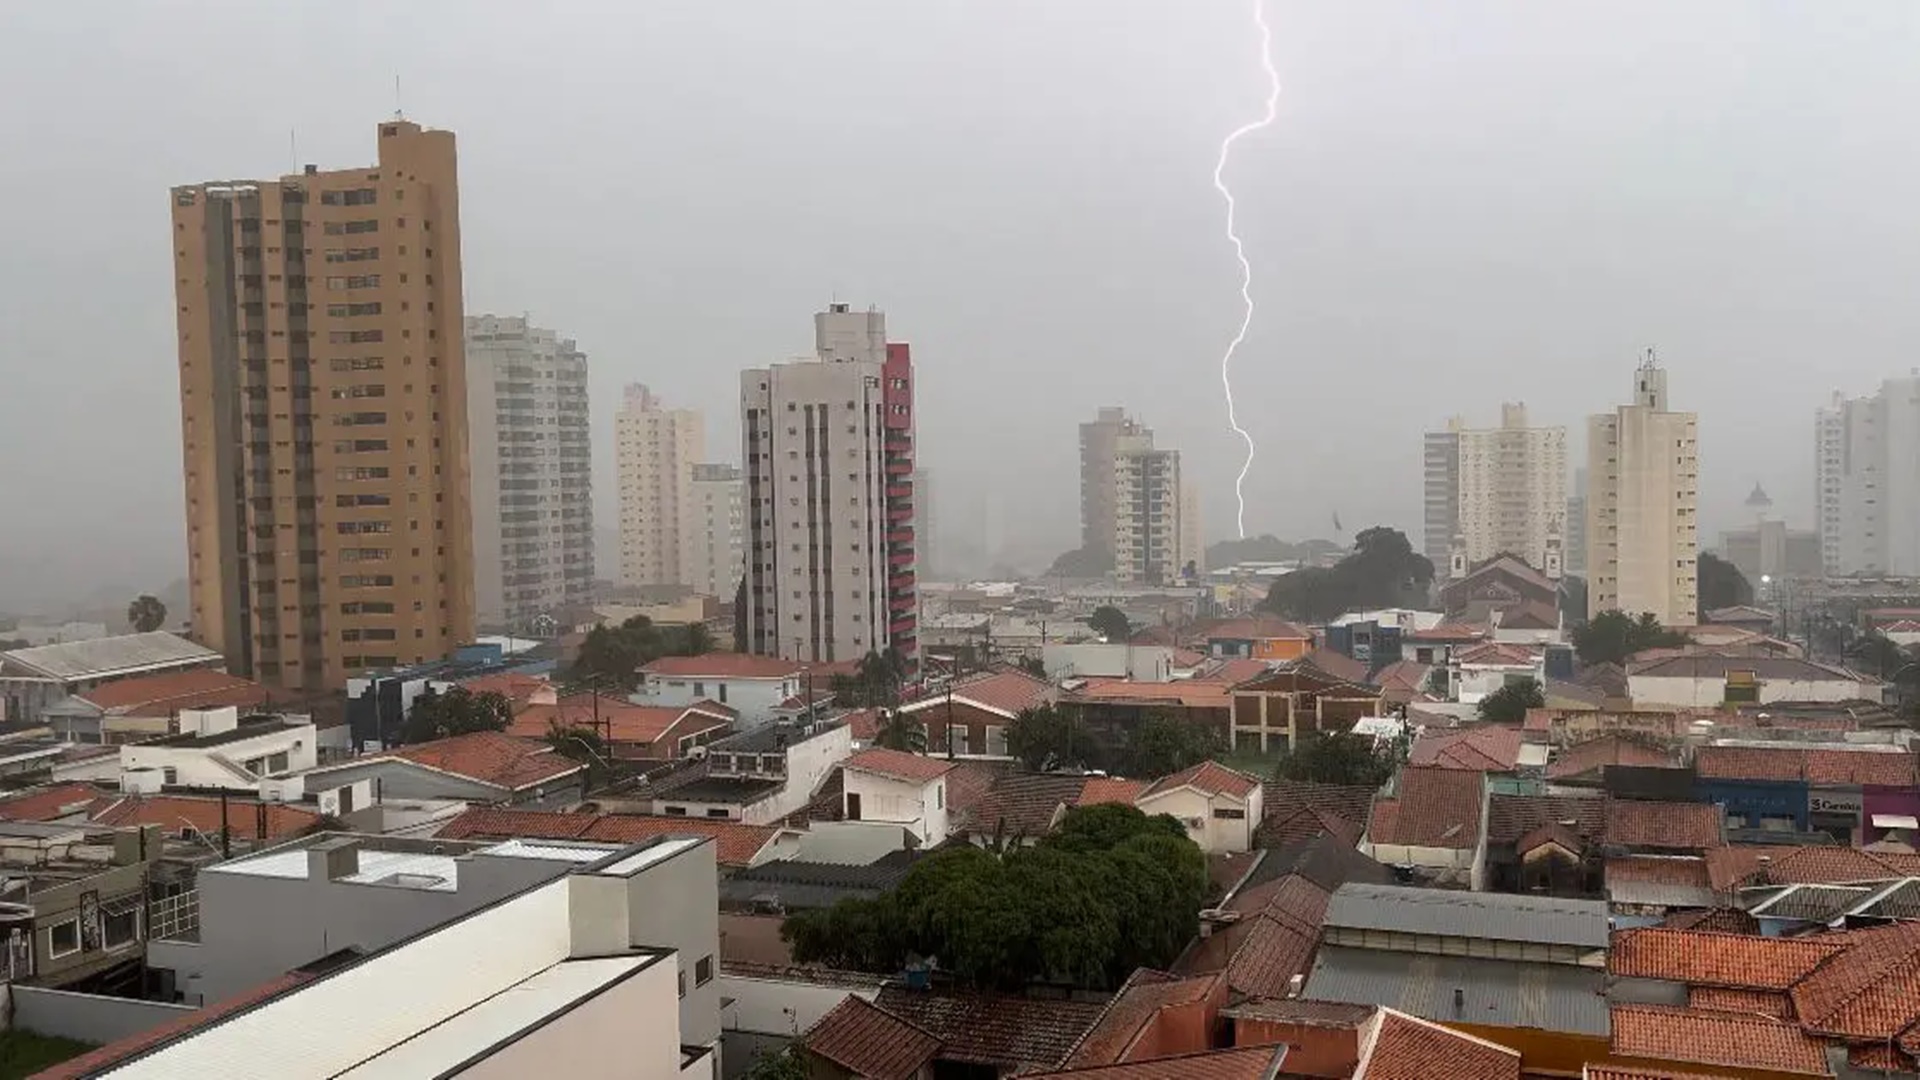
[{"left": 1212, "top": 0, "right": 1280, "bottom": 539}]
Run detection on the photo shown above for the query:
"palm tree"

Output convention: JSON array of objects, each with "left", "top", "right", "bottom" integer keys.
[
  {"left": 872, "top": 709, "right": 926, "bottom": 753},
  {"left": 127, "top": 595, "right": 167, "bottom": 633}
]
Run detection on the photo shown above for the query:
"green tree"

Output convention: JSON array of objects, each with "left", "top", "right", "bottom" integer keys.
[
  {"left": 1005, "top": 703, "right": 1096, "bottom": 771},
  {"left": 831, "top": 649, "right": 910, "bottom": 708},
  {"left": 872, "top": 709, "right": 927, "bottom": 753},
  {"left": 402, "top": 687, "right": 514, "bottom": 744},
  {"left": 1477, "top": 676, "right": 1545, "bottom": 723},
  {"left": 1696, "top": 552, "right": 1755, "bottom": 618},
  {"left": 127, "top": 594, "right": 167, "bottom": 633},
  {"left": 570, "top": 614, "right": 717, "bottom": 692},
  {"left": 1123, "top": 713, "right": 1219, "bottom": 777},
  {"left": 545, "top": 720, "right": 617, "bottom": 788},
  {"left": 1087, "top": 606, "right": 1132, "bottom": 642},
  {"left": 1572, "top": 610, "right": 1689, "bottom": 667},
  {"left": 1262, "top": 526, "right": 1433, "bottom": 623},
  {"left": 1047, "top": 545, "right": 1115, "bottom": 579},
  {"left": 1273, "top": 731, "right": 1396, "bottom": 788},
  {"left": 1849, "top": 631, "right": 1907, "bottom": 680},
  {"left": 732, "top": 577, "right": 748, "bottom": 654},
  {"left": 742, "top": 1049, "right": 808, "bottom": 1080},
  {"left": 1017, "top": 655, "right": 1048, "bottom": 680}
]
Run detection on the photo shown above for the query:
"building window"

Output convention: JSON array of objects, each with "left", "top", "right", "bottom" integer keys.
[
  {"left": 695, "top": 955, "right": 714, "bottom": 986},
  {"left": 705, "top": 808, "right": 729, "bottom": 819},
  {"left": 1212, "top": 807, "right": 1247, "bottom": 820},
  {"left": 678, "top": 970, "right": 686, "bottom": 999},
  {"left": 103, "top": 906, "right": 139, "bottom": 949},
  {"left": 48, "top": 919, "right": 79, "bottom": 958},
  {"left": 664, "top": 806, "right": 688, "bottom": 817}
]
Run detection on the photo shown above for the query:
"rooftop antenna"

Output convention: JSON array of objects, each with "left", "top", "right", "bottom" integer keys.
[
  {"left": 289, "top": 128, "right": 297, "bottom": 175},
  {"left": 394, "top": 75, "right": 405, "bottom": 121}
]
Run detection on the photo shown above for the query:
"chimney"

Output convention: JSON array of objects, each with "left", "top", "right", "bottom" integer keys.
[{"left": 307, "top": 838, "right": 359, "bottom": 881}]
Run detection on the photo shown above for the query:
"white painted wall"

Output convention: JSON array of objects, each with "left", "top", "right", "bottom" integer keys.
[
  {"left": 121, "top": 722, "right": 317, "bottom": 791},
  {"left": 720, "top": 973, "right": 879, "bottom": 1038},
  {"left": 462, "top": 957, "right": 684, "bottom": 1080},
  {"left": 637, "top": 675, "right": 799, "bottom": 726},
  {"left": 842, "top": 770, "right": 949, "bottom": 846},
  {"left": 1629, "top": 673, "right": 1882, "bottom": 708},
  {"left": 1136, "top": 785, "right": 1263, "bottom": 853}
]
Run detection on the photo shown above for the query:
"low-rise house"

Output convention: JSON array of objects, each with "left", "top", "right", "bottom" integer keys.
[
  {"left": 955, "top": 772, "right": 1149, "bottom": 845},
  {"left": 109, "top": 706, "right": 316, "bottom": 792},
  {"left": 1630, "top": 654, "right": 1884, "bottom": 708},
  {"left": 800, "top": 995, "right": 942, "bottom": 1080},
  {"left": 1449, "top": 642, "right": 1545, "bottom": 705},
  {"left": 1401, "top": 622, "right": 1490, "bottom": 667},
  {"left": 1056, "top": 969, "right": 1225, "bottom": 1070},
  {"left": 1228, "top": 662, "right": 1382, "bottom": 755},
  {"left": 38, "top": 669, "right": 271, "bottom": 745},
  {"left": 636, "top": 653, "right": 807, "bottom": 726},
  {"left": 1693, "top": 742, "right": 1919, "bottom": 840},
  {"left": 840, "top": 748, "right": 954, "bottom": 846},
  {"left": 1134, "top": 761, "right": 1263, "bottom": 853},
  {"left": 643, "top": 717, "right": 851, "bottom": 825},
  {"left": 897, "top": 668, "right": 1053, "bottom": 759},
  {"left": 1362, "top": 765, "right": 1486, "bottom": 887},
  {"left": 1408, "top": 725, "right": 1526, "bottom": 773},
  {"left": 1061, "top": 678, "right": 1233, "bottom": 750},
  {"left": 433, "top": 806, "right": 799, "bottom": 871},
  {"left": 293, "top": 731, "right": 587, "bottom": 810},
  {"left": 511, "top": 689, "right": 733, "bottom": 762},
  {"left": 1480, "top": 793, "right": 1724, "bottom": 900},
  {"left": 871, "top": 982, "right": 1111, "bottom": 1076},
  {"left": 1203, "top": 616, "right": 1311, "bottom": 662},
  {"left": 0, "top": 821, "right": 162, "bottom": 992},
  {"left": 0, "top": 632, "right": 224, "bottom": 726}
]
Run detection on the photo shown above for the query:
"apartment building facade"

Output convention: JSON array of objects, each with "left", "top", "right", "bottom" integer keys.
[
  {"left": 1080, "top": 407, "right": 1144, "bottom": 556},
  {"left": 464, "top": 314, "right": 592, "bottom": 630},
  {"left": 615, "top": 384, "right": 704, "bottom": 589},
  {"left": 1112, "top": 428, "right": 1196, "bottom": 587},
  {"left": 1586, "top": 356, "right": 1699, "bottom": 624},
  {"left": 1426, "top": 404, "right": 1567, "bottom": 574},
  {"left": 739, "top": 304, "right": 917, "bottom": 667},
  {"left": 172, "top": 119, "right": 475, "bottom": 692},
  {"left": 1817, "top": 375, "right": 1920, "bottom": 577},
  {"left": 686, "top": 463, "right": 744, "bottom": 599}
]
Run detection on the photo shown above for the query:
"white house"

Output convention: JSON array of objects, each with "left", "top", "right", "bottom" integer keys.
[
  {"left": 1449, "top": 642, "right": 1545, "bottom": 705},
  {"left": 1629, "top": 655, "right": 1885, "bottom": 708},
  {"left": 648, "top": 719, "right": 853, "bottom": 826},
  {"left": 637, "top": 654, "right": 806, "bottom": 726},
  {"left": 839, "top": 748, "right": 954, "bottom": 846},
  {"left": 117, "top": 706, "right": 317, "bottom": 791},
  {"left": 1134, "top": 761, "right": 1264, "bottom": 853}
]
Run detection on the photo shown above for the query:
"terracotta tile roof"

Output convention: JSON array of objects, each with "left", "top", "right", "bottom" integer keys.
[
  {"left": 1367, "top": 766, "right": 1483, "bottom": 850},
  {"left": 1850, "top": 1043, "right": 1914, "bottom": 1071},
  {"left": 1222, "top": 877, "right": 1329, "bottom": 997},
  {"left": 803, "top": 995, "right": 941, "bottom": 1080},
  {"left": 1408, "top": 725, "right": 1522, "bottom": 771},
  {"left": 1079, "top": 777, "right": 1150, "bottom": 806},
  {"left": 843, "top": 747, "right": 957, "bottom": 784},
  {"left": 75, "top": 668, "right": 267, "bottom": 714},
  {"left": 1789, "top": 921, "right": 1920, "bottom": 1041},
  {"left": 1756, "top": 846, "right": 1906, "bottom": 886},
  {"left": 1688, "top": 986, "right": 1790, "bottom": 1018},
  {"left": 1585, "top": 1068, "right": 1749, "bottom": 1080},
  {"left": 1020, "top": 1046, "right": 1286, "bottom": 1080},
  {"left": 940, "top": 669, "right": 1054, "bottom": 718},
  {"left": 1207, "top": 657, "right": 1278, "bottom": 686},
  {"left": 1062, "top": 970, "right": 1217, "bottom": 1068},
  {"left": 91, "top": 794, "right": 320, "bottom": 840},
  {"left": 1455, "top": 641, "right": 1541, "bottom": 667},
  {"left": 1357, "top": 1008, "right": 1521, "bottom": 1080},
  {"left": 1140, "top": 760, "right": 1260, "bottom": 800},
  {"left": 642, "top": 653, "right": 805, "bottom": 679},
  {"left": 1372, "top": 659, "right": 1435, "bottom": 705},
  {"left": 1703, "top": 846, "right": 1793, "bottom": 891},
  {"left": 1265, "top": 779, "right": 1377, "bottom": 824},
  {"left": 511, "top": 695, "right": 731, "bottom": 745},
  {"left": 435, "top": 806, "right": 780, "bottom": 867},
  {"left": 30, "top": 970, "right": 315, "bottom": 1080},
  {"left": 942, "top": 759, "right": 1013, "bottom": 821},
  {"left": 1302, "top": 647, "right": 1370, "bottom": 685},
  {"left": 1485, "top": 793, "right": 1607, "bottom": 845},
  {"left": 1259, "top": 804, "right": 1365, "bottom": 849},
  {"left": 1547, "top": 735, "right": 1680, "bottom": 780},
  {"left": 0, "top": 783, "right": 106, "bottom": 822},
  {"left": 1068, "top": 678, "right": 1232, "bottom": 709},
  {"left": 1406, "top": 622, "right": 1489, "bottom": 643},
  {"left": 1609, "top": 928, "right": 1848, "bottom": 991},
  {"left": 1206, "top": 617, "right": 1310, "bottom": 642},
  {"left": 1607, "top": 856, "right": 1712, "bottom": 891},
  {"left": 966, "top": 773, "right": 1088, "bottom": 837},
  {"left": 1607, "top": 799, "right": 1725, "bottom": 851},
  {"left": 1609, "top": 1003, "right": 1832, "bottom": 1076},
  {"left": 840, "top": 707, "right": 882, "bottom": 742},
  {"left": 382, "top": 731, "right": 584, "bottom": 792},
  {"left": 874, "top": 985, "right": 1109, "bottom": 1072},
  {"left": 1695, "top": 744, "right": 1918, "bottom": 787},
  {"left": 454, "top": 670, "right": 550, "bottom": 708}
]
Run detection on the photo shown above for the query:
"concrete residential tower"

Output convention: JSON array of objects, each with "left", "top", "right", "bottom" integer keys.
[
  {"left": 1080, "top": 406, "right": 1142, "bottom": 557},
  {"left": 1428, "top": 404, "right": 1568, "bottom": 573},
  {"left": 615, "top": 384, "right": 703, "bottom": 589},
  {"left": 685, "top": 463, "right": 744, "bottom": 599},
  {"left": 171, "top": 119, "right": 474, "bottom": 690},
  {"left": 1586, "top": 354, "right": 1699, "bottom": 624},
  {"left": 1109, "top": 422, "right": 1200, "bottom": 587},
  {"left": 464, "top": 315, "right": 593, "bottom": 630},
  {"left": 740, "top": 304, "right": 918, "bottom": 667},
  {"left": 1817, "top": 374, "right": 1920, "bottom": 576}
]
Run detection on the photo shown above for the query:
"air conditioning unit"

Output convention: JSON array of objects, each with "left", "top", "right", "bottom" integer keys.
[{"left": 1183, "top": 816, "right": 1206, "bottom": 831}]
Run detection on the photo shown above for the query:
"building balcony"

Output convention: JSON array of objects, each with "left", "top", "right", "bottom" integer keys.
[
  {"left": 887, "top": 485, "right": 911, "bottom": 499},
  {"left": 887, "top": 528, "right": 913, "bottom": 544},
  {"left": 886, "top": 460, "right": 913, "bottom": 476},
  {"left": 889, "top": 551, "right": 914, "bottom": 568}
]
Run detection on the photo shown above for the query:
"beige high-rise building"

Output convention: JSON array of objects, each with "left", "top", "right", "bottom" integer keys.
[
  {"left": 1111, "top": 427, "right": 1198, "bottom": 587},
  {"left": 615, "top": 384, "right": 703, "bottom": 589},
  {"left": 1586, "top": 354, "right": 1699, "bottom": 625},
  {"left": 172, "top": 119, "right": 474, "bottom": 691},
  {"left": 1080, "top": 406, "right": 1143, "bottom": 556},
  {"left": 464, "top": 315, "right": 593, "bottom": 631},
  {"left": 1432, "top": 404, "right": 1568, "bottom": 574},
  {"left": 685, "top": 463, "right": 744, "bottom": 599}
]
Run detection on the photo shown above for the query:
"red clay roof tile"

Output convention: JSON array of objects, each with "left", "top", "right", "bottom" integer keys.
[
  {"left": 1358, "top": 1008, "right": 1521, "bottom": 1079},
  {"left": 1609, "top": 928, "right": 1847, "bottom": 991},
  {"left": 1019, "top": 1046, "right": 1285, "bottom": 1079},
  {"left": 803, "top": 996, "right": 941, "bottom": 1080},
  {"left": 1367, "top": 766, "right": 1483, "bottom": 850},
  {"left": 1687, "top": 986, "right": 1790, "bottom": 1018},
  {"left": 1609, "top": 1003, "right": 1831, "bottom": 1075},
  {"left": 383, "top": 731, "right": 584, "bottom": 791},
  {"left": 843, "top": 747, "right": 956, "bottom": 784},
  {"left": 1409, "top": 725, "right": 1523, "bottom": 771},
  {"left": 1606, "top": 799, "right": 1725, "bottom": 851},
  {"left": 0, "top": 783, "right": 106, "bottom": 822},
  {"left": 1140, "top": 760, "right": 1259, "bottom": 800},
  {"left": 1062, "top": 970, "right": 1217, "bottom": 1068},
  {"left": 76, "top": 669, "right": 268, "bottom": 714},
  {"left": 92, "top": 794, "right": 319, "bottom": 841}
]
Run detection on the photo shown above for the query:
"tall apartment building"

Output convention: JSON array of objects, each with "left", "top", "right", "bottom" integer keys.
[
  {"left": 1080, "top": 407, "right": 1145, "bottom": 556},
  {"left": 740, "top": 304, "right": 917, "bottom": 666},
  {"left": 685, "top": 463, "right": 744, "bottom": 599},
  {"left": 464, "top": 315, "right": 593, "bottom": 630},
  {"left": 1111, "top": 427, "right": 1198, "bottom": 586},
  {"left": 914, "top": 467, "right": 937, "bottom": 581},
  {"left": 615, "top": 384, "right": 703, "bottom": 589},
  {"left": 172, "top": 119, "right": 474, "bottom": 691},
  {"left": 1565, "top": 467, "right": 1588, "bottom": 576},
  {"left": 1427, "top": 404, "right": 1567, "bottom": 574},
  {"left": 1422, "top": 425, "right": 1461, "bottom": 570},
  {"left": 1586, "top": 355, "right": 1699, "bottom": 624},
  {"left": 1818, "top": 375, "right": 1920, "bottom": 577}
]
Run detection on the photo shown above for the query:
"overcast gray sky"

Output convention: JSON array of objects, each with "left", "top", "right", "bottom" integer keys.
[{"left": 3, "top": 1, "right": 1919, "bottom": 611}]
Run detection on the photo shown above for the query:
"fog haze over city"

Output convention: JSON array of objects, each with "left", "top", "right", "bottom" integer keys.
[{"left": 4, "top": 0, "right": 1920, "bottom": 612}]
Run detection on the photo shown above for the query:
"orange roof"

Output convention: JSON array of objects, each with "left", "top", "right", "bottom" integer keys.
[
  {"left": 1547, "top": 735, "right": 1680, "bottom": 779},
  {"left": 436, "top": 806, "right": 781, "bottom": 867},
  {"left": 1586, "top": 1068, "right": 1754, "bottom": 1080},
  {"left": 77, "top": 669, "right": 266, "bottom": 715},
  {"left": 1789, "top": 921, "right": 1920, "bottom": 1042},
  {"left": 642, "top": 653, "right": 804, "bottom": 679},
  {"left": 1358, "top": 1009, "right": 1521, "bottom": 1079},
  {"left": 804, "top": 996, "right": 941, "bottom": 1080},
  {"left": 940, "top": 669, "right": 1054, "bottom": 717},
  {"left": 1609, "top": 1003, "right": 1831, "bottom": 1076},
  {"left": 1079, "top": 777, "right": 1150, "bottom": 806},
  {"left": 1609, "top": 928, "right": 1847, "bottom": 991},
  {"left": 1019, "top": 1046, "right": 1285, "bottom": 1079},
  {"left": 1406, "top": 622, "right": 1489, "bottom": 642},
  {"left": 1140, "top": 760, "right": 1260, "bottom": 800},
  {"left": 1408, "top": 725, "right": 1522, "bottom": 771},
  {"left": 1068, "top": 678, "right": 1232, "bottom": 709},
  {"left": 383, "top": 731, "right": 583, "bottom": 792},
  {"left": 1062, "top": 970, "right": 1218, "bottom": 1068},
  {"left": 511, "top": 695, "right": 731, "bottom": 745},
  {"left": 1689, "top": 986, "right": 1789, "bottom": 1018},
  {"left": 0, "top": 783, "right": 105, "bottom": 822},
  {"left": 1368, "top": 766, "right": 1483, "bottom": 850},
  {"left": 1205, "top": 616, "right": 1310, "bottom": 642},
  {"left": 92, "top": 794, "right": 319, "bottom": 840},
  {"left": 843, "top": 747, "right": 956, "bottom": 784},
  {"left": 1606, "top": 799, "right": 1725, "bottom": 851},
  {"left": 1695, "top": 744, "right": 1918, "bottom": 787}
]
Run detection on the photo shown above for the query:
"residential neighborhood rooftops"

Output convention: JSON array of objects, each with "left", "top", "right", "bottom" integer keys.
[
  {"left": 375, "top": 731, "right": 584, "bottom": 791},
  {"left": 901, "top": 668, "right": 1052, "bottom": 718},
  {"left": 0, "top": 631, "right": 219, "bottom": 682},
  {"left": 1139, "top": 760, "right": 1259, "bottom": 800},
  {"left": 803, "top": 996, "right": 942, "bottom": 1080},
  {"left": 641, "top": 653, "right": 805, "bottom": 679},
  {"left": 72, "top": 668, "right": 266, "bottom": 714},
  {"left": 843, "top": 747, "right": 956, "bottom": 784},
  {"left": 1408, "top": 725, "right": 1523, "bottom": 771},
  {"left": 1367, "top": 766, "right": 1483, "bottom": 851}
]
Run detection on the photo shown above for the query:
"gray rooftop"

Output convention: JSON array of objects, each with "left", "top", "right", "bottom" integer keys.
[
  {"left": 1, "top": 632, "right": 219, "bottom": 682},
  {"left": 1305, "top": 945, "right": 1609, "bottom": 1035},
  {"left": 1323, "top": 883, "right": 1610, "bottom": 949}
]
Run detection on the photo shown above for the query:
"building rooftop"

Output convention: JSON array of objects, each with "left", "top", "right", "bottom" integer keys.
[
  {"left": 1356, "top": 1007, "right": 1523, "bottom": 1080},
  {"left": 1694, "top": 743, "right": 1917, "bottom": 787},
  {"left": 1324, "top": 882, "right": 1610, "bottom": 949},
  {"left": 873, "top": 984, "right": 1109, "bottom": 1073},
  {"left": 843, "top": 747, "right": 956, "bottom": 784},
  {"left": 641, "top": 653, "right": 805, "bottom": 679},
  {"left": 1308, "top": 944, "right": 1608, "bottom": 1035},
  {"left": 1139, "top": 760, "right": 1260, "bottom": 800},
  {"left": 1367, "top": 766, "right": 1483, "bottom": 851},
  {"left": 146, "top": 713, "right": 309, "bottom": 749},
  {"left": 1609, "top": 1003, "right": 1831, "bottom": 1076},
  {"left": 0, "top": 631, "right": 219, "bottom": 682},
  {"left": 1408, "top": 725, "right": 1523, "bottom": 771},
  {"left": 510, "top": 695, "right": 731, "bottom": 745},
  {"left": 803, "top": 996, "right": 942, "bottom": 1080},
  {"left": 1018, "top": 1046, "right": 1287, "bottom": 1080},
  {"left": 377, "top": 731, "right": 585, "bottom": 792},
  {"left": 435, "top": 806, "right": 784, "bottom": 868},
  {"left": 73, "top": 669, "right": 267, "bottom": 715},
  {"left": 205, "top": 834, "right": 623, "bottom": 893}
]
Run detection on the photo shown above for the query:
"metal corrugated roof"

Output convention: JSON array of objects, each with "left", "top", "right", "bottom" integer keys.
[
  {"left": 1304, "top": 945, "right": 1609, "bottom": 1035},
  {"left": 1324, "top": 883, "right": 1609, "bottom": 948},
  {"left": 1, "top": 632, "right": 219, "bottom": 682}
]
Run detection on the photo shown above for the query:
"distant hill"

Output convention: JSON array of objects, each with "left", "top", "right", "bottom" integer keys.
[{"left": 1205, "top": 534, "right": 1343, "bottom": 568}]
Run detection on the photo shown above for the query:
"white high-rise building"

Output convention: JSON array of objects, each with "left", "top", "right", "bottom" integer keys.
[
  {"left": 740, "top": 304, "right": 918, "bottom": 666},
  {"left": 464, "top": 315, "right": 593, "bottom": 630},
  {"left": 685, "top": 463, "right": 744, "bottom": 599},
  {"left": 1586, "top": 354, "right": 1699, "bottom": 624},
  {"left": 1818, "top": 375, "right": 1920, "bottom": 577},
  {"left": 1430, "top": 404, "right": 1568, "bottom": 574},
  {"left": 615, "top": 384, "right": 703, "bottom": 589},
  {"left": 1111, "top": 426, "right": 1198, "bottom": 586}
]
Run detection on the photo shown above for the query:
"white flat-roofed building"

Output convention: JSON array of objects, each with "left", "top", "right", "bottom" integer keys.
[{"left": 118, "top": 706, "right": 317, "bottom": 791}]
